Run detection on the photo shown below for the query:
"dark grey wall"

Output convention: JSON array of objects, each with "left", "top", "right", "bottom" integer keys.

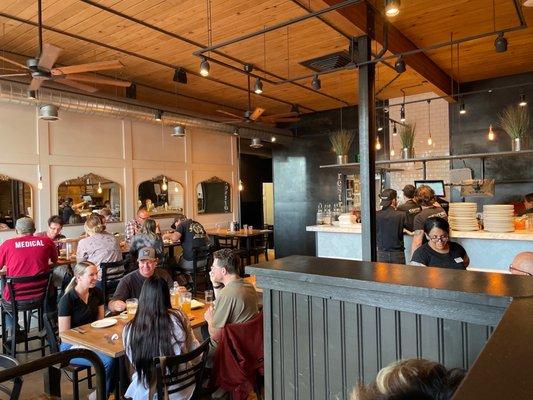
[{"left": 449, "top": 72, "right": 533, "bottom": 204}]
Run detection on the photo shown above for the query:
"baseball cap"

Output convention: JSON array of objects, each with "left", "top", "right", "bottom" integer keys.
[
  {"left": 138, "top": 247, "right": 156, "bottom": 261},
  {"left": 15, "top": 217, "right": 36, "bottom": 234},
  {"left": 379, "top": 189, "right": 397, "bottom": 207}
]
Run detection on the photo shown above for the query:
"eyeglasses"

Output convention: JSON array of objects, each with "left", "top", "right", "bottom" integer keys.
[
  {"left": 509, "top": 265, "right": 533, "bottom": 276},
  {"left": 428, "top": 235, "right": 449, "bottom": 243}
]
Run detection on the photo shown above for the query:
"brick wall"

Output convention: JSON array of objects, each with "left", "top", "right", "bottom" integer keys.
[{"left": 387, "top": 92, "right": 450, "bottom": 198}]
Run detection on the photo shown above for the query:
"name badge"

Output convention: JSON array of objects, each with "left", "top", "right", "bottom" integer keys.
[{"left": 454, "top": 257, "right": 463, "bottom": 263}]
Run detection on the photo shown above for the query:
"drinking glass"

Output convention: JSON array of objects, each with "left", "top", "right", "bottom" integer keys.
[
  {"left": 126, "top": 298, "right": 138, "bottom": 315},
  {"left": 204, "top": 290, "right": 214, "bottom": 306},
  {"left": 180, "top": 292, "right": 192, "bottom": 315},
  {"left": 248, "top": 225, "right": 253, "bottom": 233},
  {"left": 170, "top": 289, "right": 181, "bottom": 309},
  {"left": 243, "top": 224, "right": 248, "bottom": 232}
]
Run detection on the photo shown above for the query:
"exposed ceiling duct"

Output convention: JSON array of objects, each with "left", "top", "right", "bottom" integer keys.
[{"left": 0, "top": 79, "right": 293, "bottom": 145}]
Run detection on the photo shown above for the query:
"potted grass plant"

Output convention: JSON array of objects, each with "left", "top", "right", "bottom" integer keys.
[
  {"left": 399, "top": 122, "right": 416, "bottom": 159},
  {"left": 498, "top": 104, "right": 529, "bottom": 151},
  {"left": 329, "top": 129, "right": 354, "bottom": 164}
]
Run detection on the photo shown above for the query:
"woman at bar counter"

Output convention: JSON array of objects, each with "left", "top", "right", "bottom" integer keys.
[
  {"left": 123, "top": 275, "right": 199, "bottom": 400},
  {"left": 58, "top": 261, "right": 116, "bottom": 398},
  {"left": 410, "top": 217, "right": 470, "bottom": 270}
]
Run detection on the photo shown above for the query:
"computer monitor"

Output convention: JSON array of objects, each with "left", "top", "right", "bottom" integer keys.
[{"left": 414, "top": 180, "right": 445, "bottom": 197}]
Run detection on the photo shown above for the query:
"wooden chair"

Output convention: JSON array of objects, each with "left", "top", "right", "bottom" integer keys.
[
  {"left": 100, "top": 260, "right": 127, "bottom": 303},
  {"left": 153, "top": 339, "right": 210, "bottom": 400},
  {"left": 191, "top": 246, "right": 213, "bottom": 294},
  {"left": 43, "top": 312, "right": 93, "bottom": 400},
  {"left": 0, "top": 271, "right": 52, "bottom": 357},
  {"left": 0, "top": 354, "right": 22, "bottom": 400},
  {"left": 250, "top": 232, "right": 271, "bottom": 264}
]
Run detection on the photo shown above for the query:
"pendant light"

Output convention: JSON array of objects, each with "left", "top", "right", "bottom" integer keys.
[
  {"left": 519, "top": 93, "right": 527, "bottom": 107},
  {"left": 37, "top": 165, "right": 43, "bottom": 190},
  {"left": 459, "top": 97, "right": 466, "bottom": 115},
  {"left": 311, "top": 74, "right": 321, "bottom": 90},
  {"left": 427, "top": 99, "right": 433, "bottom": 146},
  {"left": 174, "top": 185, "right": 179, "bottom": 193},
  {"left": 254, "top": 77, "right": 263, "bottom": 94},
  {"left": 488, "top": 124, "right": 496, "bottom": 141},
  {"left": 385, "top": 0, "right": 401, "bottom": 17},
  {"left": 199, "top": 57, "right": 210, "bottom": 77},
  {"left": 97, "top": 182, "right": 103, "bottom": 194},
  {"left": 392, "top": 122, "right": 397, "bottom": 136},
  {"left": 161, "top": 176, "right": 168, "bottom": 191},
  {"left": 375, "top": 135, "right": 382, "bottom": 150},
  {"left": 400, "top": 104, "right": 406, "bottom": 122}
]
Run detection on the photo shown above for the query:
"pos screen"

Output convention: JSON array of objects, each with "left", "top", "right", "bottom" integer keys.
[{"left": 414, "top": 180, "right": 445, "bottom": 197}]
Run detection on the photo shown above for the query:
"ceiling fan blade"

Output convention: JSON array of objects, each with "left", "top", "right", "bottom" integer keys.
[
  {"left": 0, "top": 73, "right": 28, "bottom": 78},
  {"left": 29, "top": 77, "right": 45, "bottom": 91},
  {"left": 272, "top": 117, "right": 300, "bottom": 123},
  {"left": 58, "top": 79, "right": 99, "bottom": 93},
  {"left": 0, "top": 54, "right": 28, "bottom": 69},
  {"left": 38, "top": 43, "right": 62, "bottom": 71},
  {"left": 0, "top": 67, "right": 27, "bottom": 72},
  {"left": 51, "top": 60, "right": 124, "bottom": 76},
  {"left": 216, "top": 109, "right": 243, "bottom": 119},
  {"left": 65, "top": 74, "right": 131, "bottom": 87},
  {"left": 249, "top": 107, "right": 265, "bottom": 121}
]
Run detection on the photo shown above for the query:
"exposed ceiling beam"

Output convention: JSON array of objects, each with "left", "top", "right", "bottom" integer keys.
[{"left": 322, "top": 0, "right": 456, "bottom": 98}]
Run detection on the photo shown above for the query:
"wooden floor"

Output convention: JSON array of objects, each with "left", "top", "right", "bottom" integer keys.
[{"left": 8, "top": 249, "right": 274, "bottom": 399}]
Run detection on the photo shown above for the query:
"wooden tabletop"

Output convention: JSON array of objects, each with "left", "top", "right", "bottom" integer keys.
[
  {"left": 206, "top": 228, "right": 272, "bottom": 238},
  {"left": 60, "top": 306, "right": 207, "bottom": 358}
]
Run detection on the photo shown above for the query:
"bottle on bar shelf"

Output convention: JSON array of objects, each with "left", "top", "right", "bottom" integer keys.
[{"left": 316, "top": 203, "right": 324, "bottom": 225}]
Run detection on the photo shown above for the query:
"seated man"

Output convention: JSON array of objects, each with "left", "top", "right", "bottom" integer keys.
[
  {"left": 204, "top": 249, "right": 259, "bottom": 347},
  {"left": 108, "top": 247, "right": 175, "bottom": 312},
  {"left": 35, "top": 215, "right": 67, "bottom": 288},
  {"left": 124, "top": 207, "right": 150, "bottom": 244},
  {"left": 509, "top": 252, "right": 533, "bottom": 275},
  {"left": 0, "top": 217, "right": 57, "bottom": 337},
  {"left": 164, "top": 214, "right": 209, "bottom": 272}
]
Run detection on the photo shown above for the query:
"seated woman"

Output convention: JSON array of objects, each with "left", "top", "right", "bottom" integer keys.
[
  {"left": 77, "top": 214, "right": 122, "bottom": 285},
  {"left": 351, "top": 358, "right": 464, "bottom": 400},
  {"left": 129, "top": 218, "right": 164, "bottom": 262},
  {"left": 410, "top": 217, "right": 470, "bottom": 270},
  {"left": 58, "top": 261, "right": 116, "bottom": 398},
  {"left": 123, "top": 275, "right": 199, "bottom": 400}
]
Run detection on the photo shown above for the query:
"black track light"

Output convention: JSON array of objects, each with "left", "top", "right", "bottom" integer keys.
[
  {"left": 385, "top": 0, "right": 401, "bottom": 17},
  {"left": 494, "top": 32, "right": 508, "bottom": 53},
  {"left": 233, "top": 128, "right": 239, "bottom": 136},
  {"left": 199, "top": 57, "right": 210, "bottom": 77},
  {"left": 291, "top": 104, "right": 300, "bottom": 114},
  {"left": 459, "top": 98, "right": 466, "bottom": 115},
  {"left": 155, "top": 110, "right": 163, "bottom": 121},
  {"left": 394, "top": 56, "right": 406, "bottom": 73},
  {"left": 126, "top": 83, "right": 137, "bottom": 99},
  {"left": 173, "top": 67, "right": 188, "bottom": 83},
  {"left": 27, "top": 90, "right": 37, "bottom": 99},
  {"left": 254, "top": 77, "right": 263, "bottom": 94},
  {"left": 519, "top": 93, "right": 527, "bottom": 107},
  {"left": 400, "top": 104, "right": 406, "bottom": 122},
  {"left": 311, "top": 74, "right": 321, "bottom": 90}
]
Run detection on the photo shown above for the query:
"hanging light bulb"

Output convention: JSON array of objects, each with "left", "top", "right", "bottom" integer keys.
[
  {"left": 254, "top": 77, "right": 263, "bottom": 94},
  {"left": 519, "top": 93, "right": 527, "bottom": 107},
  {"left": 271, "top": 136, "right": 276, "bottom": 142},
  {"left": 174, "top": 185, "right": 179, "bottom": 193},
  {"left": 375, "top": 136, "right": 382, "bottom": 150},
  {"left": 427, "top": 99, "right": 434, "bottom": 146},
  {"left": 199, "top": 57, "right": 210, "bottom": 77},
  {"left": 97, "top": 182, "right": 103, "bottom": 194},
  {"left": 311, "top": 74, "right": 321, "bottom": 90},
  {"left": 37, "top": 176, "right": 43, "bottom": 190},
  {"left": 385, "top": 0, "right": 401, "bottom": 17},
  {"left": 239, "top": 180, "right": 244, "bottom": 191},
  {"left": 427, "top": 136, "right": 433, "bottom": 146},
  {"left": 488, "top": 124, "right": 496, "bottom": 141},
  {"left": 400, "top": 104, "right": 406, "bottom": 122},
  {"left": 161, "top": 177, "right": 168, "bottom": 191},
  {"left": 459, "top": 98, "right": 466, "bottom": 114},
  {"left": 390, "top": 148, "right": 395, "bottom": 157},
  {"left": 392, "top": 123, "right": 397, "bottom": 136}
]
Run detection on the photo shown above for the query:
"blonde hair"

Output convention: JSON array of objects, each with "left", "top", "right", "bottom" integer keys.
[
  {"left": 64, "top": 261, "right": 97, "bottom": 293},
  {"left": 84, "top": 213, "right": 105, "bottom": 235}
]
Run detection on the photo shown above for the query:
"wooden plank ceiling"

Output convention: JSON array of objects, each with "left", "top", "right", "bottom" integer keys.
[{"left": 0, "top": 0, "right": 532, "bottom": 120}]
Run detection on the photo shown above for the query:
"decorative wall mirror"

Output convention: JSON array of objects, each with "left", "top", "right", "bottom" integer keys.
[
  {"left": 196, "top": 176, "right": 231, "bottom": 214},
  {"left": 57, "top": 173, "right": 122, "bottom": 225},
  {"left": 137, "top": 175, "right": 184, "bottom": 217},
  {"left": 0, "top": 174, "right": 32, "bottom": 230}
]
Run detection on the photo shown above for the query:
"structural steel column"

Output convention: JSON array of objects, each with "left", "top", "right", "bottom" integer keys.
[{"left": 357, "top": 35, "right": 377, "bottom": 261}]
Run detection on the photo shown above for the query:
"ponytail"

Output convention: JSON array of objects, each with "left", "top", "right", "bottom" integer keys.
[{"left": 65, "top": 261, "right": 95, "bottom": 293}]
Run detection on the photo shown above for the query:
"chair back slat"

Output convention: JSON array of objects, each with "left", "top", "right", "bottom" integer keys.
[
  {"left": 0, "top": 354, "right": 23, "bottom": 400},
  {"left": 154, "top": 339, "right": 210, "bottom": 399},
  {"left": 1, "top": 272, "right": 52, "bottom": 310},
  {"left": 43, "top": 311, "right": 60, "bottom": 354},
  {"left": 100, "top": 260, "right": 126, "bottom": 302}
]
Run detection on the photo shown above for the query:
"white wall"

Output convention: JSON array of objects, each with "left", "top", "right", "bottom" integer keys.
[
  {"left": 0, "top": 102, "right": 239, "bottom": 242},
  {"left": 388, "top": 92, "right": 451, "bottom": 197}
]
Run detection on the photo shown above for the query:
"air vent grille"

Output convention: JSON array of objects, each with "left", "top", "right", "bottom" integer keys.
[{"left": 300, "top": 51, "right": 352, "bottom": 72}]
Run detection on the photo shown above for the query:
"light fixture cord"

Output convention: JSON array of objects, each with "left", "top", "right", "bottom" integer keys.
[
  {"left": 263, "top": 27, "right": 267, "bottom": 79},
  {"left": 206, "top": 0, "right": 213, "bottom": 57},
  {"left": 428, "top": 100, "right": 431, "bottom": 138},
  {"left": 492, "top": 0, "right": 496, "bottom": 33}
]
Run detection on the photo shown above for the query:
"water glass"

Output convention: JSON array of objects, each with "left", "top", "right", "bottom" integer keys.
[
  {"left": 204, "top": 290, "right": 214, "bottom": 306},
  {"left": 126, "top": 298, "right": 138, "bottom": 315},
  {"left": 248, "top": 225, "right": 253, "bottom": 233},
  {"left": 243, "top": 224, "right": 248, "bottom": 232},
  {"left": 180, "top": 292, "right": 192, "bottom": 315}
]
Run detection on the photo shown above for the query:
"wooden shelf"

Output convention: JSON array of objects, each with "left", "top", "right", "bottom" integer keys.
[{"left": 319, "top": 149, "right": 533, "bottom": 169}]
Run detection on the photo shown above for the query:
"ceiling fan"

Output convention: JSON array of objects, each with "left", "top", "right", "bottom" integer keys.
[
  {"left": 0, "top": 0, "right": 131, "bottom": 93},
  {"left": 216, "top": 67, "right": 300, "bottom": 125}
]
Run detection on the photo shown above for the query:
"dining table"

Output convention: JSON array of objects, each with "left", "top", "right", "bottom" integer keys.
[
  {"left": 206, "top": 228, "right": 272, "bottom": 266},
  {"left": 47, "top": 305, "right": 207, "bottom": 397}
]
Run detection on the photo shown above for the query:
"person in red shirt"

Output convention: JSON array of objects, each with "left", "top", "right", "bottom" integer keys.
[{"left": 0, "top": 217, "right": 57, "bottom": 336}]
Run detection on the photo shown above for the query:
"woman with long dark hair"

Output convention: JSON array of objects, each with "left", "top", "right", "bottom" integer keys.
[
  {"left": 410, "top": 217, "right": 470, "bottom": 270},
  {"left": 123, "top": 275, "right": 199, "bottom": 399}
]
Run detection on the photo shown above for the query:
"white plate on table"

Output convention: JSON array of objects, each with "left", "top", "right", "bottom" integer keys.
[
  {"left": 191, "top": 299, "right": 205, "bottom": 309},
  {"left": 91, "top": 318, "right": 117, "bottom": 329}
]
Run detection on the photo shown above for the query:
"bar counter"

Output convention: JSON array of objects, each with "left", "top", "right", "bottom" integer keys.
[
  {"left": 247, "top": 255, "right": 533, "bottom": 400},
  {"left": 306, "top": 224, "right": 533, "bottom": 272}
]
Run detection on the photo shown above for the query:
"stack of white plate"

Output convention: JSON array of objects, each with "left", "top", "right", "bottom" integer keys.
[
  {"left": 448, "top": 202, "right": 479, "bottom": 231},
  {"left": 483, "top": 204, "right": 515, "bottom": 232}
]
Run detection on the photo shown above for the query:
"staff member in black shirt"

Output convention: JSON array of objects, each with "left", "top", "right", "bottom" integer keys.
[
  {"left": 396, "top": 184, "right": 421, "bottom": 232},
  {"left": 376, "top": 189, "right": 408, "bottom": 264},
  {"left": 410, "top": 217, "right": 469, "bottom": 270}
]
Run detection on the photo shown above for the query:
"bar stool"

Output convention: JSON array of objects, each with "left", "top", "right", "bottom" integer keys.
[
  {"left": 191, "top": 245, "right": 213, "bottom": 294},
  {"left": 100, "top": 260, "right": 127, "bottom": 304},
  {"left": 0, "top": 271, "right": 52, "bottom": 357}
]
